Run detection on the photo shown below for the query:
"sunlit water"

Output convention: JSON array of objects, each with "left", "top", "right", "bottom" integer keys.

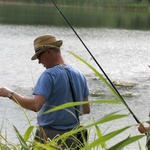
[{"left": 0, "top": 24, "right": 150, "bottom": 149}]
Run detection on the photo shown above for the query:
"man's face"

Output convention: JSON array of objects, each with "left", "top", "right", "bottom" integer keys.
[
  {"left": 37, "top": 49, "right": 54, "bottom": 69},
  {"left": 37, "top": 50, "right": 49, "bottom": 68}
]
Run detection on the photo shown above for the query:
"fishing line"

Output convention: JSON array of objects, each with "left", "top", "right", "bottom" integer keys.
[{"left": 50, "top": 0, "right": 140, "bottom": 124}]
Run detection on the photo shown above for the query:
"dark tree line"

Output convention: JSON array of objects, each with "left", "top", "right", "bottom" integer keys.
[{"left": 1, "top": 0, "right": 150, "bottom": 5}]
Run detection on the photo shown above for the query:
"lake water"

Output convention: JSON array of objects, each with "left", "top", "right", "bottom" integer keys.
[
  {"left": 0, "top": 24, "right": 150, "bottom": 149},
  {"left": 0, "top": 3, "right": 150, "bottom": 149}
]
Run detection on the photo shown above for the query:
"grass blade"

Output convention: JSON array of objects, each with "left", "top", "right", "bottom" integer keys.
[
  {"left": 24, "top": 126, "right": 34, "bottom": 142},
  {"left": 44, "top": 99, "right": 120, "bottom": 114},
  {"left": 13, "top": 125, "right": 29, "bottom": 150},
  {"left": 89, "top": 126, "right": 131, "bottom": 149},
  {"left": 108, "top": 135, "right": 145, "bottom": 150}
]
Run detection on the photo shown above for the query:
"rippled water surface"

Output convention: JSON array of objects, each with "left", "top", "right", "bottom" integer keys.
[{"left": 0, "top": 24, "right": 150, "bottom": 149}]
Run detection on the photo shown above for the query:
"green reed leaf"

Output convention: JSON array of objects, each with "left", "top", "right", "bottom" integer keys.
[
  {"left": 24, "top": 126, "right": 34, "bottom": 142},
  {"left": 88, "top": 126, "right": 131, "bottom": 149},
  {"left": 51, "top": 111, "right": 129, "bottom": 142},
  {"left": 13, "top": 125, "right": 29, "bottom": 150},
  {"left": 68, "top": 51, "right": 123, "bottom": 102},
  {"left": 108, "top": 135, "right": 145, "bottom": 150},
  {"left": 44, "top": 99, "right": 120, "bottom": 114},
  {"left": 95, "top": 124, "right": 107, "bottom": 149}
]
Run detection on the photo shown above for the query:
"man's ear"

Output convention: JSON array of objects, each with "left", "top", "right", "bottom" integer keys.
[
  {"left": 47, "top": 49, "right": 55, "bottom": 57},
  {"left": 47, "top": 49, "right": 51, "bottom": 54}
]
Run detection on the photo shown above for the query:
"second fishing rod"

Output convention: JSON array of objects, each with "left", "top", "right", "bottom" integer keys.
[{"left": 50, "top": 0, "right": 140, "bottom": 124}]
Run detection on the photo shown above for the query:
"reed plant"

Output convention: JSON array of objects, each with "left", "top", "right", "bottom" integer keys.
[{"left": 0, "top": 52, "right": 147, "bottom": 149}]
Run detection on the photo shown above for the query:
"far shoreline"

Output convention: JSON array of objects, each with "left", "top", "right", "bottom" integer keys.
[{"left": 0, "top": 1, "right": 150, "bottom": 11}]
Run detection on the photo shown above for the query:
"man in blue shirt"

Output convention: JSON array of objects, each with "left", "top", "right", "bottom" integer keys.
[{"left": 0, "top": 34, "right": 90, "bottom": 149}]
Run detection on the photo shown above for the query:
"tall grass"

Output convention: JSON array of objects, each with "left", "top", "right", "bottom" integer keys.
[{"left": 0, "top": 51, "right": 148, "bottom": 149}]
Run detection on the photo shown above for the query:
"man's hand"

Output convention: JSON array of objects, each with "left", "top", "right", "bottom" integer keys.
[
  {"left": 0, "top": 87, "right": 13, "bottom": 98},
  {"left": 138, "top": 123, "right": 150, "bottom": 134}
]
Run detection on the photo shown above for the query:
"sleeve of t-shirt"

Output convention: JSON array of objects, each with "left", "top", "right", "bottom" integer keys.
[{"left": 32, "top": 72, "right": 53, "bottom": 100}]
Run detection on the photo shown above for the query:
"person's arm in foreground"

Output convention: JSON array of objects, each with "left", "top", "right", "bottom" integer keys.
[{"left": 0, "top": 87, "right": 46, "bottom": 112}]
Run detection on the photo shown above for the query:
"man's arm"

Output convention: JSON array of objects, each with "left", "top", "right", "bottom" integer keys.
[
  {"left": 82, "top": 97, "right": 90, "bottom": 114},
  {"left": 0, "top": 87, "right": 46, "bottom": 112}
]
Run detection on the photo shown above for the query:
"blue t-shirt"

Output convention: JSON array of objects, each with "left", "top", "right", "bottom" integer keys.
[{"left": 33, "top": 65, "right": 89, "bottom": 130}]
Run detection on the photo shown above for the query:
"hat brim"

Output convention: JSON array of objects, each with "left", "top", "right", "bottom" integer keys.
[{"left": 31, "top": 40, "right": 63, "bottom": 60}]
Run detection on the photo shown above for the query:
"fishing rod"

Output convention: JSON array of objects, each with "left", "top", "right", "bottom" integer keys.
[{"left": 50, "top": 0, "right": 140, "bottom": 124}]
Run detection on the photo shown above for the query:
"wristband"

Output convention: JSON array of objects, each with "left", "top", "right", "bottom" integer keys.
[{"left": 7, "top": 92, "right": 14, "bottom": 99}]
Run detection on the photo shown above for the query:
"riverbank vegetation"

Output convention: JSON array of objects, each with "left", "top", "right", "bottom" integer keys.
[{"left": 0, "top": 0, "right": 150, "bottom": 9}]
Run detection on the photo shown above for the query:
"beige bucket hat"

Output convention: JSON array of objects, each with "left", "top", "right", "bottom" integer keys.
[{"left": 31, "top": 34, "right": 63, "bottom": 60}]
